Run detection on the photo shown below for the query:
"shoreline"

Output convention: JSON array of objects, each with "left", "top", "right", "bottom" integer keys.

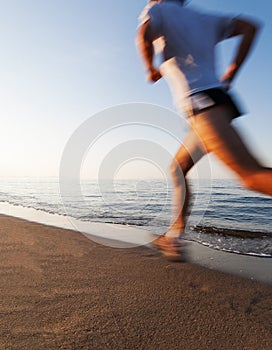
[
  {"left": 0, "top": 201, "right": 271, "bottom": 256},
  {"left": 0, "top": 214, "right": 272, "bottom": 349},
  {"left": 0, "top": 208, "right": 271, "bottom": 285}
]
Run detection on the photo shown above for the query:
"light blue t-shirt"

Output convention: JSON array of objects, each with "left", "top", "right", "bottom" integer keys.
[{"left": 146, "top": 1, "right": 235, "bottom": 94}]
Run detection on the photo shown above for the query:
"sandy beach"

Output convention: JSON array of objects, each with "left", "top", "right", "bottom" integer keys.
[{"left": 0, "top": 214, "right": 271, "bottom": 350}]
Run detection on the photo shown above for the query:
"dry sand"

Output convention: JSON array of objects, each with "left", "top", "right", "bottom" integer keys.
[{"left": 0, "top": 214, "right": 271, "bottom": 350}]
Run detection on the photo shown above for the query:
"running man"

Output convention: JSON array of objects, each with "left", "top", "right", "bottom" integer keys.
[{"left": 137, "top": 0, "right": 272, "bottom": 260}]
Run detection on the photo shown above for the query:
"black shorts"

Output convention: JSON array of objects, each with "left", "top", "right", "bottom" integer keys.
[{"left": 189, "top": 88, "right": 243, "bottom": 119}]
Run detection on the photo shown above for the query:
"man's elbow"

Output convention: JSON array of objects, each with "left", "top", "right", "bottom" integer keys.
[
  {"left": 247, "top": 19, "right": 263, "bottom": 38},
  {"left": 232, "top": 17, "right": 263, "bottom": 38}
]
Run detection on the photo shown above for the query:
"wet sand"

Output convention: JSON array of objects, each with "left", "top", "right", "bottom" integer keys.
[{"left": 0, "top": 214, "right": 271, "bottom": 349}]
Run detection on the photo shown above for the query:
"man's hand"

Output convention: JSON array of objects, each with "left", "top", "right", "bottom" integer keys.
[
  {"left": 147, "top": 67, "right": 162, "bottom": 83},
  {"left": 220, "top": 63, "right": 238, "bottom": 90}
]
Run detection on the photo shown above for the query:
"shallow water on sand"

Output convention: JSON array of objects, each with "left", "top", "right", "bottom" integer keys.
[{"left": 0, "top": 177, "right": 271, "bottom": 257}]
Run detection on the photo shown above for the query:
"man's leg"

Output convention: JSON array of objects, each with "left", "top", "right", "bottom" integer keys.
[
  {"left": 192, "top": 106, "right": 272, "bottom": 196},
  {"left": 165, "top": 127, "right": 206, "bottom": 238}
]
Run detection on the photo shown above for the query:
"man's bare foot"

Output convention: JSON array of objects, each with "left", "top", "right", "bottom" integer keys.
[{"left": 151, "top": 235, "right": 187, "bottom": 262}]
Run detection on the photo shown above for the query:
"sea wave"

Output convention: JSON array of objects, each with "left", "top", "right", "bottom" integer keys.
[{"left": 193, "top": 225, "right": 271, "bottom": 239}]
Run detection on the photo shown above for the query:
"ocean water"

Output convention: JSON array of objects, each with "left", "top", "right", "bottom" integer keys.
[{"left": 0, "top": 177, "right": 271, "bottom": 257}]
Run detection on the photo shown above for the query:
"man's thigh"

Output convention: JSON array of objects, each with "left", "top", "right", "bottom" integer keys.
[{"left": 191, "top": 106, "right": 260, "bottom": 176}]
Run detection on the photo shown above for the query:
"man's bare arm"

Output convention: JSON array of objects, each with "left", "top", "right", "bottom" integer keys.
[
  {"left": 136, "top": 21, "right": 162, "bottom": 83},
  {"left": 221, "top": 17, "right": 261, "bottom": 88}
]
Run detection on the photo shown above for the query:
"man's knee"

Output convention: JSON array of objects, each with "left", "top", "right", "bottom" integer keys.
[
  {"left": 241, "top": 175, "right": 256, "bottom": 191},
  {"left": 170, "top": 160, "right": 187, "bottom": 186},
  {"left": 241, "top": 170, "right": 271, "bottom": 192},
  {"left": 240, "top": 167, "right": 264, "bottom": 191}
]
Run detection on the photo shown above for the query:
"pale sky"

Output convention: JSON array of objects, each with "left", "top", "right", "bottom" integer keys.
[{"left": 0, "top": 0, "right": 271, "bottom": 179}]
